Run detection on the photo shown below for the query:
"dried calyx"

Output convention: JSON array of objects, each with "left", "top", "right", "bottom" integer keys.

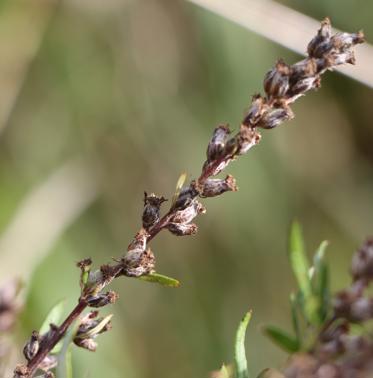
[{"left": 73, "top": 311, "right": 112, "bottom": 352}]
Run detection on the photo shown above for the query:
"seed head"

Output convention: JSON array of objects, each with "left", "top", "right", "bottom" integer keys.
[
  {"left": 167, "top": 223, "right": 198, "bottom": 236},
  {"left": 207, "top": 124, "right": 231, "bottom": 162},
  {"left": 142, "top": 192, "right": 167, "bottom": 230},
  {"left": 200, "top": 175, "right": 237, "bottom": 198},
  {"left": 23, "top": 330, "right": 40, "bottom": 361}
]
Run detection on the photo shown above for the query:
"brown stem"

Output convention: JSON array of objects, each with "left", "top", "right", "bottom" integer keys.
[{"left": 26, "top": 300, "right": 87, "bottom": 377}]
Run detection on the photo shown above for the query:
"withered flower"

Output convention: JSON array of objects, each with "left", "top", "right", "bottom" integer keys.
[
  {"left": 207, "top": 124, "right": 231, "bottom": 162},
  {"left": 200, "top": 175, "right": 237, "bottom": 198},
  {"left": 87, "top": 291, "right": 119, "bottom": 308},
  {"left": 142, "top": 192, "right": 167, "bottom": 230},
  {"left": 23, "top": 331, "right": 40, "bottom": 361}
]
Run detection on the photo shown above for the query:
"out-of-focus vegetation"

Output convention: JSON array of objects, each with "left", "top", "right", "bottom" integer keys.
[{"left": 0, "top": 0, "right": 372, "bottom": 377}]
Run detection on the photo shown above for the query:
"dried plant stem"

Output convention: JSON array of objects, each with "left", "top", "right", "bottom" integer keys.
[
  {"left": 25, "top": 301, "right": 87, "bottom": 377},
  {"left": 14, "top": 19, "right": 364, "bottom": 378}
]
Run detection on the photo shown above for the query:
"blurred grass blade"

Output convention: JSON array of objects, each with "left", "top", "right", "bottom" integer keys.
[
  {"left": 39, "top": 299, "right": 65, "bottom": 334},
  {"left": 312, "top": 241, "right": 330, "bottom": 323},
  {"left": 263, "top": 326, "right": 299, "bottom": 353},
  {"left": 234, "top": 310, "right": 252, "bottom": 378},
  {"left": 138, "top": 272, "right": 180, "bottom": 288}
]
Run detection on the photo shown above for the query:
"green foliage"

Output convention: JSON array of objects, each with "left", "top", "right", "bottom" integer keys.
[
  {"left": 234, "top": 311, "right": 252, "bottom": 378},
  {"left": 138, "top": 273, "right": 180, "bottom": 288},
  {"left": 312, "top": 241, "right": 330, "bottom": 323},
  {"left": 289, "top": 222, "right": 310, "bottom": 298},
  {"left": 263, "top": 326, "right": 299, "bottom": 353},
  {"left": 264, "top": 223, "right": 331, "bottom": 352}
]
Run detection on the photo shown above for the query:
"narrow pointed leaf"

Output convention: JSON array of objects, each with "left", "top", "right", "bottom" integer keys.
[
  {"left": 289, "top": 222, "right": 321, "bottom": 324},
  {"left": 39, "top": 299, "right": 65, "bottom": 334},
  {"left": 312, "top": 241, "right": 330, "bottom": 323},
  {"left": 234, "top": 311, "right": 252, "bottom": 378},
  {"left": 263, "top": 326, "right": 299, "bottom": 353},
  {"left": 138, "top": 272, "right": 180, "bottom": 288},
  {"left": 289, "top": 222, "right": 311, "bottom": 297}
]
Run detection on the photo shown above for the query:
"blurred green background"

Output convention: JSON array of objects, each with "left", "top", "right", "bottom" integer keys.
[{"left": 0, "top": 0, "right": 372, "bottom": 377}]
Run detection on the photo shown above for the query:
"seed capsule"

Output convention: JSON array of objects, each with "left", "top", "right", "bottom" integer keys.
[
  {"left": 331, "top": 31, "right": 365, "bottom": 50},
  {"left": 207, "top": 124, "right": 231, "bottom": 162},
  {"left": 307, "top": 17, "right": 332, "bottom": 58},
  {"left": 167, "top": 223, "right": 198, "bottom": 236},
  {"left": 142, "top": 192, "right": 167, "bottom": 229},
  {"left": 256, "top": 105, "right": 294, "bottom": 129},
  {"left": 236, "top": 125, "right": 261, "bottom": 155},
  {"left": 74, "top": 337, "right": 97, "bottom": 352},
  {"left": 171, "top": 200, "right": 206, "bottom": 224},
  {"left": 263, "top": 59, "right": 290, "bottom": 99},
  {"left": 200, "top": 175, "right": 237, "bottom": 198},
  {"left": 242, "top": 94, "right": 268, "bottom": 127},
  {"left": 87, "top": 291, "right": 119, "bottom": 308},
  {"left": 23, "top": 331, "right": 40, "bottom": 361},
  {"left": 172, "top": 184, "right": 199, "bottom": 210},
  {"left": 122, "top": 248, "right": 155, "bottom": 277},
  {"left": 127, "top": 229, "right": 149, "bottom": 253},
  {"left": 13, "top": 365, "right": 29, "bottom": 378}
]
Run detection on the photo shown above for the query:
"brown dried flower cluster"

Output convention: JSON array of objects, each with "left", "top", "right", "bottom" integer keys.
[{"left": 14, "top": 18, "right": 364, "bottom": 377}]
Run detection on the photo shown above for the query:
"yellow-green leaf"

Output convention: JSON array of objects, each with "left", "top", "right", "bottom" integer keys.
[
  {"left": 138, "top": 273, "right": 180, "bottom": 288},
  {"left": 234, "top": 311, "right": 252, "bottom": 378},
  {"left": 263, "top": 326, "right": 299, "bottom": 353}
]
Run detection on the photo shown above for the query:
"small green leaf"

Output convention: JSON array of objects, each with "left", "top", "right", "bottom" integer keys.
[
  {"left": 138, "top": 273, "right": 180, "bottom": 288},
  {"left": 289, "top": 222, "right": 321, "bottom": 325},
  {"left": 234, "top": 310, "right": 252, "bottom": 378},
  {"left": 289, "top": 222, "right": 311, "bottom": 297},
  {"left": 312, "top": 241, "right": 330, "bottom": 323},
  {"left": 39, "top": 300, "right": 65, "bottom": 334},
  {"left": 263, "top": 326, "right": 299, "bottom": 353}
]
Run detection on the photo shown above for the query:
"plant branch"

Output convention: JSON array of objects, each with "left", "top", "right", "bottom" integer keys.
[{"left": 14, "top": 18, "right": 364, "bottom": 378}]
